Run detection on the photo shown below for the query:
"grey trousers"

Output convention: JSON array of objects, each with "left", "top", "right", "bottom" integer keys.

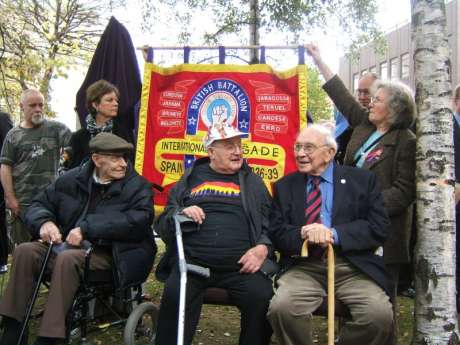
[
  {"left": 267, "top": 256, "right": 393, "bottom": 345},
  {"left": 0, "top": 241, "right": 111, "bottom": 338}
]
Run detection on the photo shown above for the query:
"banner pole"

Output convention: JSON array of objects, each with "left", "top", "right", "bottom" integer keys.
[{"left": 138, "top": 44, "right": 307, "bottom": 51}]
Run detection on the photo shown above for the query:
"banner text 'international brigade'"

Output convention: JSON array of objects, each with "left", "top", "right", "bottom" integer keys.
[{"left": 136, "top": 63, "right": 308, "bottom": 213}]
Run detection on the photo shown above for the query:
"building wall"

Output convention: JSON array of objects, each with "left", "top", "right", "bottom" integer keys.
[{"left": 338, "top": 0, "right": 459, "bottom": 91}]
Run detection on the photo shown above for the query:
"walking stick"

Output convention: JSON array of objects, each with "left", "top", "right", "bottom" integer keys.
[
  {"left": 301, "top": 241, "right": 335, "bottom": 345},
  {"left": 17, "top": 242, "right": 54, "bottom": 345}
]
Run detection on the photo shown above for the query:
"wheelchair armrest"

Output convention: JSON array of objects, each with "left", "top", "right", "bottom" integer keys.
[
  {"left": 81, "top": 240, "right": 98, "bottom": 284},
  {"left": 83, "top": 243, "right": 94, "bottom": 284}
]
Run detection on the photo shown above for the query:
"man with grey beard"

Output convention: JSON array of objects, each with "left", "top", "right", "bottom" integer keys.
[{"left": 0, "top": 89, "right": 71, "bottom": 245}]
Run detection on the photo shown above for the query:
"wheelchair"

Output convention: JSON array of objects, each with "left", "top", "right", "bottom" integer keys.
[{"left": 22, "top": 243, "right": 159, "bottom": 345}]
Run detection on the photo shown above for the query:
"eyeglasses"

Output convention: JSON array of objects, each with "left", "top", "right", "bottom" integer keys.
[
  {"left": 211, "top": 142, "right": 242, "bottom": 152},
  {"left": 370, "top": 96, "right": 385, "bottom": 104},
  {"left": 294, "top": 143, "right": 327, "bottom": 154}
]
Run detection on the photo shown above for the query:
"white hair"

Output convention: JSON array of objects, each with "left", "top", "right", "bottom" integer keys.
[
  {"left": 304, "top": 123, "right": 338, "bottom": 151},
  {"left": 20, "top": 88, "right": 43, "bottom": 104}
]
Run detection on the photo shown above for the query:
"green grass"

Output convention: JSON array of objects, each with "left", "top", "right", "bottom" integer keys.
[{"left": 1, "top": 242, "right": 416, "bottom": 344}]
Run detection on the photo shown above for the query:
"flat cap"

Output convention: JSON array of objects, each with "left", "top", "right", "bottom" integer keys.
[{"left": 89, "top": 133, "right": 134, "bottom": 154}]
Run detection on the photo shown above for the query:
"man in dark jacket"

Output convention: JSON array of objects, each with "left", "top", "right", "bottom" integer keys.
[
  {"left": 267, "top": 124, "right": 393, "bottom": 345},
  {"left": 0, "top": 133, "right": 155, "bottom": 345},
  {"left": 155, "top": 120, "right": 274, "bottom": 345}
]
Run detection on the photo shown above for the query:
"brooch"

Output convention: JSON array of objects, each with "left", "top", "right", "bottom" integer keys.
[{"left": 365, "top": 148, "right": 383, "bottom": 162}]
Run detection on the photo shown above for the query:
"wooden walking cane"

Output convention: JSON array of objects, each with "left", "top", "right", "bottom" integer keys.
[{"left": 301, "top": 241, "right": 335, "bottom": 345}]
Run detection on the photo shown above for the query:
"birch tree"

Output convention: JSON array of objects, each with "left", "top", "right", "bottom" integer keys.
[{"left": 412, "top": 0, "right": 459, "bottom": 343}]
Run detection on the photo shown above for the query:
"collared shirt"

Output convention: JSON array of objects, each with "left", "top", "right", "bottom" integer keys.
[
  {"left": 454, "top": 112, "right": 460, "bottom": 127},
  {"left": 306, "top": 162, "right": 339, "bottom": 244},
  {"left": 92, "top": 170, "right": 113, "bottom": 185}
]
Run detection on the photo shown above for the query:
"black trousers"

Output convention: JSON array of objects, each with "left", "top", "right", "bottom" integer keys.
[{"left": 155, "top": 265, "right": 273, "bottom": 345}]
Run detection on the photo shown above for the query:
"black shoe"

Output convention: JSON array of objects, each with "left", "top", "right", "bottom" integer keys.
[
  {"left": 0, "top": 316, "right": 28, "bottom": 345},
  {"left": 34, "top": 337, "right": 58, "bottom": 345}
]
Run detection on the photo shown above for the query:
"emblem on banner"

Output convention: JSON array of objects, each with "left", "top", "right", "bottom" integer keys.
[
  {"left": 184, "top": 79, "right": 251, "bottom": 168},
  {"left": 187, "top": 79, "right": 251, "bottom": 136}
]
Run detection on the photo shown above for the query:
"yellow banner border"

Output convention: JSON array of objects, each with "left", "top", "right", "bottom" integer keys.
[
  {"left": 297, "top": 64, "right": 308, "bottom": 130},
  {"left": 135, "top": 62, "right": 153, "bottom": 175},
  {"left": 148, "top": 62, "right": 302, "bottom": 80}
]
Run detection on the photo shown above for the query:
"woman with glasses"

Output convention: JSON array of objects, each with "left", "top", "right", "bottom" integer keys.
[
  {"left": 68, "top": 80, "right": 134, "bottom": 169},
  {"left": 306, "top": 43, "right": 416, "bottom": 345}
]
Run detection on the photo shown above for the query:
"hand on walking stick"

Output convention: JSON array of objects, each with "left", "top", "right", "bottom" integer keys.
[{"left": 300, "top": 223, "right": 334, "bottom": 257}]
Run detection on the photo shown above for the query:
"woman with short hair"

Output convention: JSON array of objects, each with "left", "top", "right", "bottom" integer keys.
[{"left": 68, "top": 79, "right": 134, "bottom": 169}]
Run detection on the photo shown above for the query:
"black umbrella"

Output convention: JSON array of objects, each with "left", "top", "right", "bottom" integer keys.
[{"left": 75, "top": 16, "right": 141, "bottom": 139}]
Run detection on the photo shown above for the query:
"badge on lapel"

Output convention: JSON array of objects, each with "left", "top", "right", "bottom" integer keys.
[{"left": 365, "top": 148, "right": 383, "bottom": 163}]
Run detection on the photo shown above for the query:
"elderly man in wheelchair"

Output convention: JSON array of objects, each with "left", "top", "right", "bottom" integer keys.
[{"left": 0, "top": 133, "right": 156, "bottom": 345}]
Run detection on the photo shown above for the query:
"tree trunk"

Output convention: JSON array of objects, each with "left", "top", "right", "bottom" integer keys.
[
  {"left": 411, "top": 0, "right": 459, "bottom": 343},
  {"left": 248, "top": 0, "right": 259, "bottom": 64}
]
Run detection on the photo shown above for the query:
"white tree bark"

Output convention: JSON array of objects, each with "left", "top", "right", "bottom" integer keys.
[
  {"left": 412, "top": 0, "right": 459, "bottom": 343},
  {"left": 248, "top": 0, "right": 259, "bottom": 63}
]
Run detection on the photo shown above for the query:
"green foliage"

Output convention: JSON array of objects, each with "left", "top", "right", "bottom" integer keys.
[
  {"left": 307, "top": 66, "right": 332, "bottom": 121},
  {"left": 0, "top": 0, "right": 121, "bottom": 120},
  {"left": 141, "top": 0, "right": 384, "bottom": 53}
]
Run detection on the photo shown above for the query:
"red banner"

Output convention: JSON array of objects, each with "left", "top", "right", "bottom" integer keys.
[{"left": 136, "top": 63, "right": 307, "bottom": 213}]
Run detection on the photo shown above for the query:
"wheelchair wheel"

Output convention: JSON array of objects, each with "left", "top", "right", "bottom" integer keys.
[{"left": 123, "top": 301, "right": 158, "bottom": 345}]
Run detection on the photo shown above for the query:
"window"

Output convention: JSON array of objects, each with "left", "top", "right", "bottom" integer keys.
[
  {"left": 353, "top": 73, "right": 359, "bottom": 91},
  {"left": 380, "top": 62, "right": 388, "bottom": 80},
  {"left": 369, "top": 66, "right": 377, "bottom": 74},
  {"left": 401, "top": 53, "right": 410, "bottom": 79},
  {"left": 390, "top": 58, "right": 399, "bottom": 79}
]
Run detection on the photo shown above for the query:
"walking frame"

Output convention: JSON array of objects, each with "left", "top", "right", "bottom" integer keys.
[
  {"left": 301, "top": 240, "right": 335, "bottom": 345},
  {"left": 173, "top": 213, "right": 211, "bottom": 345}
]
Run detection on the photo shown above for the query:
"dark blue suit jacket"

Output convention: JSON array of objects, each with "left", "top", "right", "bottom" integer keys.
[
  {"left": 269, "top": 164, "right": 393, "bottom": 297},
  {"left": 454, "top": 115, "right": 460, "bottom": 183}
]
